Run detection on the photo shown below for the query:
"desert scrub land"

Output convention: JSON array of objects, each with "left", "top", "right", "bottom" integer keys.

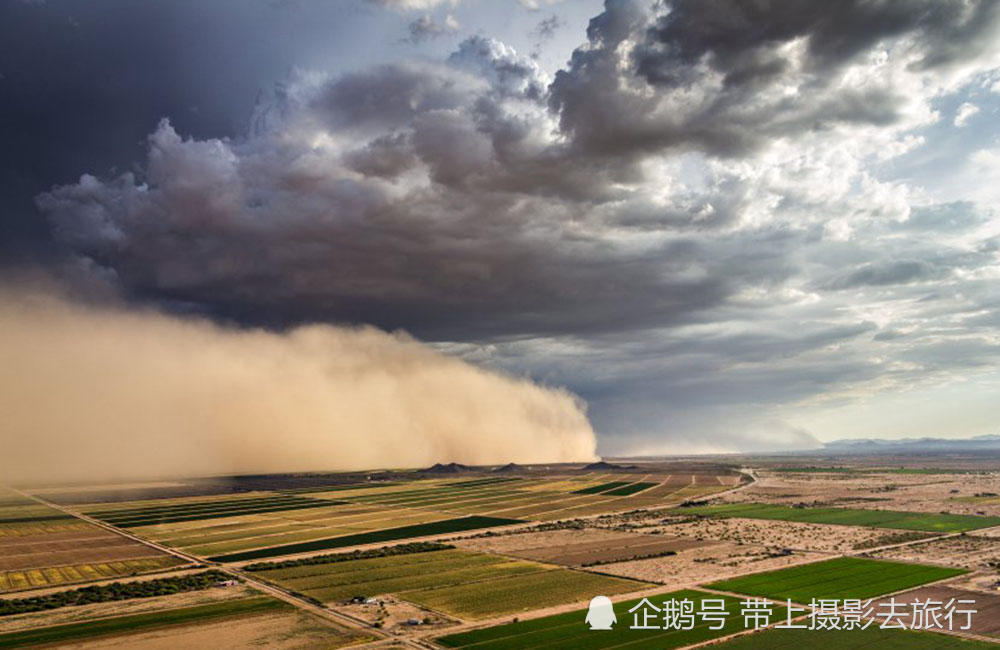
[
  {"left": 590, "top": 541, "right": 825, "bottom": 587},
  {"left": 648, "top": 516, "right": 892, "bottom": 553},
  {"left": 870, "top": 534, "right": 1000, "bottom": 570},
  {"left": 436, "top": 589, "right": 787, "bottom": 650},
  {"left": 729, "top": 471, "right": 1000, "bottom": 517},
  {"left": 708, "top": 556, "right": 966, "bottom": 603}
]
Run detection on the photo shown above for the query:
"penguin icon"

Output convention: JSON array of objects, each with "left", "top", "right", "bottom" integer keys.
[{"left": 585, "top": 595, "right": 616, "bottom": 630}]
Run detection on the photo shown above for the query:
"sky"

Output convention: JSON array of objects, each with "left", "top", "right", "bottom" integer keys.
[{"left": 2, "top": 0, "right": 1000, "bottom": 457}]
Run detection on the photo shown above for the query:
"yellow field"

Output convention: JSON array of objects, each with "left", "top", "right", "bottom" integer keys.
[{"left": 0, "top": 557, "right": 184, "bottom": 592}]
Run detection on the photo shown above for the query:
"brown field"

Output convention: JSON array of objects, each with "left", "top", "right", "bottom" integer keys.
[
  {"left": 0, "top": 530, "right": 168, "bottom": 571},
  {"left": 0, "top": 490, "right": 181, "bottom": 593},
  {"left": 873, "top": 585, "right": 1000, "bottom": 637},
  {"left": 56, "top": 611, "right": 368, "bottom": 649}
]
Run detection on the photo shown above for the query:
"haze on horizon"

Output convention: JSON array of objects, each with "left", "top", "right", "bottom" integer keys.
[{"left": 2, "top": 0, "right": 1000, "bottom": 463}]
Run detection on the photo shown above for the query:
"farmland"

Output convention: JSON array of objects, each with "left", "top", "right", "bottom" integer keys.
[
  {"left": 0, "top": 557, "right": 183, "bottom": 592},
  {"left": 208, "top": 515, "right": 525, "bottom": 562},
  {"left": 711, "top": 625, "right": 996, "bottom": 648},
  {"left": 455, "top": 528, "right": 709, "bottom": 566},
  {"left": 6, "top": 460, "right": 993, "bottom": 648},
  {"left": 708, "top": 557, "right": 966, "bottom": 602},
  {"left": 674, "top": 502, "right": 1000, "bottom": 532},
  {"left": 87, "top": 494, "right": 341, "bottom": 527},
  {"left": 436, "top": 589, "right": 788, "bottom": 649},
  {"left": 0, "top": 597, "right": 287, "bottom": 647},
  {"left": 0, "top": 489, "right": 184, "bottom": 592},
  {"left": 253, "top": 544, "right": 648, "bottom": 618}
]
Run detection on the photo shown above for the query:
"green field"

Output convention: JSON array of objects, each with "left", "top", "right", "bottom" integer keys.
[
  {"left": 0, "top": 597, "right": 289, "bottom": 648},
  {"left": 208, "top": 515, "right": 523, "bottom": 562},
  {"left": 708, "top": 557, "right": 965, "bottom": 603},
  {"left": 437, "top": 589, "right": 788, "bottom": 649},
  {"left": 674, "top": 502, "right": 1000, "bottom": 532},
  {"left": 711, "top": 624, "right": 995, "bottom": 648},
  {"left": 257, "top": 547, "right": 647, "bottom": 619},
  {"left": 603, "top": 482, "right": 658, "bottom": 496},
  {"left": 405, "top": 567, "right": 647, "bottom": 619},
  {"left": 572, "top": 481, "right": 631, "bottom": 495}
]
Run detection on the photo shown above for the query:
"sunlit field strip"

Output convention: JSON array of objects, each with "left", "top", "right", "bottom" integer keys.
[
  {"left": 343, "top": 488, "right": 534, "bottom": 510},
  {"left": 0, "top": 521, "right": 93, "bottom": 538},
  {"left": 297, "top": 480, "right": 457, "bottom": 498},
  {"left": 122, "top": 502, "right": 359, "bottom": 534},
  {"left": 94, "top": 498, "right": 339, "bottom": 527},
  {"left": 208, "top": 516, "right": 525, "bottom": 562},
  {"left": 178, "top": 512, "right": 450, "bottom": 556},
  {"left": 0, "top": 557, "right": 185, "bottom": 592},
  {"left": 78, "top": 491, "right": 279, "bottom": 513},
  {"left": 88, "top": 494, "right": 331, "bottom": 519},
  {"left": 488, "top": 492, "right": 632, "bottom": 518},
  {"left": 139, "top": 504, "right": 435, "bottom": 544},
  {"left": 364, "top": 488, "right": 566, "bottom": 513},
  {"left": 152, "top": 508, "right": 447, "bottom": 548},
  {"left": 166, "top": 510, "right": 451, "bottom": 550},
  {"left": 341, "top": 483, "right": 536, "bottom": 506}
]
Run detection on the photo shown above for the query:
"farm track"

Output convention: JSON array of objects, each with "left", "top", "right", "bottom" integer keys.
[{"left": 7, "top": 488, "right": 401, "bottom": 647}]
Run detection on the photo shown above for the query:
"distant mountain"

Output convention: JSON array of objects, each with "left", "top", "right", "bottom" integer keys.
[
  {"left": 421, "top": 462, "right": 472, "bottom": 473},
  {"left": 583, "top": 460, "right": 637, "bottom": 471},
  {"left": 822, "top": 435, "right": 1000, "bottom": 454},
  {"left": 493, "top": 463, "right": 523, "bottom": 473}
]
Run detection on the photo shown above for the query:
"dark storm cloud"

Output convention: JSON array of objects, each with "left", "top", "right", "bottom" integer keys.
[
  {"left": 636, "top": 0, "right": 1000, "bottom": 83},
  {"left": 0, "top": 0, "right": 385, "bottom": 263},
  {"left": 32, "top": 0, "right": 1000, "bottom": 346},
  {"left": 549, "top": 0, "right": 1000, "bottom": 158},
  {"left": 16, "top": 0, "right": 1000, "bottom": 452}
]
